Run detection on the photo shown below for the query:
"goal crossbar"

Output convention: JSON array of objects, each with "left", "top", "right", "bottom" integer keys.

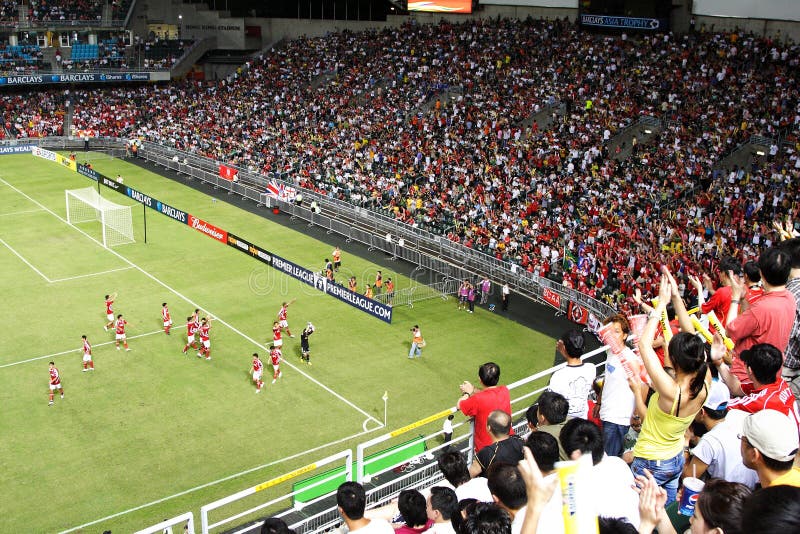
[{"left": 66, "top": 187, "right": 134, "bottom": 247}]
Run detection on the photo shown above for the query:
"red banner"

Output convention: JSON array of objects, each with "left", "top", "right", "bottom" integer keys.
[
  {"left": 542, "top": 288, "right": 561, "bottom": 310},
  {"left": 219, "top": 164, "right": 238, "bottom": 182},
  {"left": 188, "top": 215, "right": 228, "bottom": 243},
  {"left": 568, "top": 301, "right": 589, "bottom": 325}
]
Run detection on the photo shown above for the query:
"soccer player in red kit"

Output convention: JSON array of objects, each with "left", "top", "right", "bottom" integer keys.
[
  {"left": 197, "top": 317, "right": 212, "bottom": 360},
  {"left": 81, "top": 335, "right": 94, "bottom": 371},
  {"left": 161, "top": 303, "right": 172, "bottom": 335},
  {"left": 252, "top": 353, "right": 264, "bottom": 393},
  {"left": 48, "top": 361, "right": 64, "bottom": 405},
  {"left": 182, "top": 316, "right": 199, "bottom": 354},
  {"left": 115, "top": 314, "right": 131, "bottom": 351},
  {"left": 277, "top": 300, "right": 294, "bottom": 337},
  {"left": 270, "top": 346, "right": 283, "bottom": 384},
  {"left": 103, "top": 292, "right": 117, "bottom": 330},
  {"left": 272, "top": 320, "right": 283, "bottom": 348}
]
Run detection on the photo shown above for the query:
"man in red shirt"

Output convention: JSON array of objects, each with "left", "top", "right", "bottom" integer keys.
[
  {"left": 457, "top": 362, "right": 512, "bottom": 452},
  {"left": 689, "top": 257, "right": 741, "bottom": 327},
  {"left": 713, "top": 343, "right": 800, "bottom": 432},
  {"left": 161, "top": 302, "right": 172, "bottom": 335},
  {"left": 81, "top": 335, "right": 94, "bottom": 372},
  {"left": 182, "top": 316, "right": 199, "bottom": 354},
  {"left": 252, "top": 353, "right": 264, "bottom": 393},
  {"left": 103, "top": 292, "right": 117, "bottom": 331},
  {"left": 114, "top": 314, "right": 131, "bottom": 351}
]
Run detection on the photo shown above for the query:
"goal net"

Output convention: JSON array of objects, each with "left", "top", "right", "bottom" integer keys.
[{"left": 65, "top": 187, "right": 134, "bottom": 247}]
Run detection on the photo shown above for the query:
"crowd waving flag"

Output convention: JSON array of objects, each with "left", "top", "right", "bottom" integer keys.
[{"left": 266, "top": 180, "right": 297, "bottom": 202}]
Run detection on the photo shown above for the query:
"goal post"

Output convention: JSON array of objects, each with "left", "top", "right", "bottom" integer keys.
[{"left": 65, "top": 187, "right": 135, "bottom": 247}]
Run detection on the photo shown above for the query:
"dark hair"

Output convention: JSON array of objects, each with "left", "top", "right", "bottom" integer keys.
[
  {"left": 460, "top": 502, "right": 512, "bottom": 534},
  {"left": 560, "top": 329, "right": 586, "bottom": 358},
  {"left": 560, "top": 418, "right": 603, "bottom": 465},
  {"left": 598, "top": 516, "right": 638, "bottom": 534},
  {"left": 603, "top": 314, "right": 630, "bottom": 334},
  {"left": 486, "top": 463, "right": 527, "bottom": 510},
  {"left": 666, "top": 332, "right": 709, "bottom": 400},
  {"left": 758, "top": 247, "right": 792, "bottom": 287},
  {"left": 336, "top": 481, "right": 366, "bottom": 520},
  {"left": 525, "top": 403, "right": 539, "bottom": 427},
  {"left": 397, "top": 489, "right": 428, "bottom": 528},
  {"left": 741, "top": 485, "right": 800, "bottom": 534},
  {"left": 260, "top": 517, "right": 292, "bottom": 534},
  {"left": 695, "top": 480, "right": 751, "bottom": 534},
  {"left": 702, "top": 407, "right": 727, "bottom": 421},
  {"left": 718, "top": 256, "right": 743, "bottom": 276},
  {"left": 487, "top": 410, "right": 512, "bottom": 436},
  {"left": 479, "top": 362, "right": 501, "bottom": 387},
  {"left": 777, "top": 237, "right": 800, "bottom": 269},
  {"left": 429, "top": 486, "right": 458, "bottom": 521},
  {"left": 162, "top": 302, "right": 167, "bottom": 307},
  {"left": 741, "top": 343, "right": 783, "bottom": 385},
  {"left": 743, "top": 260, "right": 761, "bottom": 283},
  {"left": 537, "top": 390, "right": 569, "bottom": 424},
  {"left": 761, "top": 454, "right": 796, "bottom": 472},
  {"left": 437, "top": 451, "right": 471, "bottom": 487},
  {"left": 453, "top": 498, "right": 478, "bottom": 534},
  {"left": 525, "top": 432, "right": 559, "bottom": 473}
]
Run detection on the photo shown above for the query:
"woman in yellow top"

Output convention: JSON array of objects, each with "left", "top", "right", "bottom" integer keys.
[{"left": 632, "top": 270, "right": 711, "bottom": 505}]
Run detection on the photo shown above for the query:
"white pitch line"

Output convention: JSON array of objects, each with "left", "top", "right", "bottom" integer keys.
[
  {"left": 49, "top": 265, "right": 135, "bottom": 283},
  {"left": 0, "top": 177, "right": 382, "bottom": 427},
  {"left": 0, "top": 330, "right": 165, "bottom": 369},
  {"left": 58, "top": 426, "right": 379, "bottom": 534},
  {"left": 0, "top": 208, "right": 46, "bottom": 217},
  {"left": 0, "top": 235, "right": 52, "bottom": 282}
]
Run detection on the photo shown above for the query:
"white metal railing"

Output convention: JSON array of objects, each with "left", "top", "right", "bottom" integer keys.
[{"left": 135, "top": 512, "right": 195, "bottom": 534}]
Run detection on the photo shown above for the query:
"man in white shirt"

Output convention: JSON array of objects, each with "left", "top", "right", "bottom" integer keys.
[
  {"left": 548, "top": 329, "right": 595, "bottom": 419},
  {"left": 424, "top": 486, "right": 458, "bottom": 533},
  {"left": 336, "top": 481, "right": 394, "bottom": 533},
  {"left": 684, "top": 379, "right": 759, "bottom": 488}
]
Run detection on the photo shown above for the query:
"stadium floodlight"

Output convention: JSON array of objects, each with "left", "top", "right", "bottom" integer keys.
[{"left": 65, "top": 187, "right": 134, "bottom": 247}]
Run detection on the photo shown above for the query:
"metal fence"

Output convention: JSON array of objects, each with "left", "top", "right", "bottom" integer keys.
[
  {"left": 4, "top": 136, "right": 616, "bottom": 322},
  {"left": 373, "top": 279, "right": 459, "bottom": 308}
]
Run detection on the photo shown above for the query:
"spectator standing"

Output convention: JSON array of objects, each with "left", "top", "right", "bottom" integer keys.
[
  {"left": 523, "top": 432, "right": 564, "bottom": 534},
  {"left": 469, "top": 410, "right": 524, "bottom": 478},
  {"left": 689, "top": 256, "right": 741, "bottom": 327},
  {"left": 597, "top": 314, "right": 636, "bottom": 457},
  {"left": 777, "top": 238, "right": 800, "bottom": 404},
  {"left": 526, "top": 392, "right": 569, "bottom": 461},
  {"left": 683, "top": 379, "right": 759, "bottom": 488},
  {"left": 501, "top": 283, "right": 510, "bottom": 312},
  {"left": 336, "top": 481, "right": 393, "bottom": 533},
  {"left": 632, "top": 275, "right": 711, "bottom": 505},
  {"left": 425, "top": 486, "right": 458, "bottom": 534},
  {"left": 727, "top": 248, "right": 796, "bottom": 387},
  {"left": 458, "top": 362, "right": 512, "bottom": 452},
  {"left": 739, "top": 409, "right": 800, "bottom": 488},
  {"left": 548, "top": 329, "right": 595, "bottom": 419},
  {"left": 442, "top": 414, "right": 453, "bottom": 450},
  {"left": 486, "top": 463, "right": 528, "bottom": 534}
]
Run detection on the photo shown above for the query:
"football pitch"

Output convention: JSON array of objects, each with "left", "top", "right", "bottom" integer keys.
[{"left": 0, "top": 152, "right": 557, "bottom": 532}]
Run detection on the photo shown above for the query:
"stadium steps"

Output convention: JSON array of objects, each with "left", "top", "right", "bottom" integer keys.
[{"left": 604, "top": 114, "right": 663, "bottom": 162}]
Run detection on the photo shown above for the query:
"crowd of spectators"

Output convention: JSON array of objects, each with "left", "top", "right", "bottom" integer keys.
[
  {"left": 1, "top": 18, "right": 799, "bottom": 315},
  {"left": 0, "top": 41, "right": 44, "bottom": 72},
  {"left": 0, "top": 0, "right": 132, "bottom": 23}
]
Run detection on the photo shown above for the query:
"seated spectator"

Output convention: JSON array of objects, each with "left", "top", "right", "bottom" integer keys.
[
  {"left": 740, "top": 485, "right": 800, "bottom": 534},
  {"left": 739, "top": 409, "right": 800, "bottom": 488},
  {"left": 727, "top": 247, "right": 796, "bottom": 387},
  {"left": 523, "top": 432, "right": 563, "bottom": 533},
  {"left": 425, "top": 486, "right": 458, "bottom": 534},
  {"left": 714, "top": 343, "right": 800, "bottom": 430},
  {"left": 683, "top": 378, "right": 759, "bottom": 488},
  {"left": 460, "top": 502, "right": 512, "bottom": 534},
  {"left": 436, "top": 451, "right": 493, "bottom": 503},
  {"left": 548, "top": 329, "right": 595, "bottom": 419},
  {"left": 526, "top": 391, "right": 569, "bottom": 461},
  {"left": 470, "top": 410, "right": 524, "bottom": 478},
  {"left": 486, "top": 463, "right": 528, "bottom": 534},
  {"left": 394, "top": 490, "right": 432, "bottom": 534},
  {"left": 633, "top": 273, "right": 712, "bottom": 505},
  {"left": 336, "top": 481, "right": 393, "bottom": 533},
  {"left": 458, "top": 362, "right": 512, "bottom": 453},
  {"left": 560, "top": 418, "right": 640, "bottom": 527},
  {"left": 260, "top": 517, "right": 294, "bottom": 534}
]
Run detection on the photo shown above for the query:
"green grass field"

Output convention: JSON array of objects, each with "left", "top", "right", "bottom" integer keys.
[{"left": 0, "top": 152, "right": 558, "bottom": 532}]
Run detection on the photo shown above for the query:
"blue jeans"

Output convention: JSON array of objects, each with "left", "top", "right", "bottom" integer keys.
[
  {"left": 602, "top": 421, "right": 629, "bottom": 458},
  {"left": 409, "top": 342, "right": 422, "bottom": 358},
  {"left": 632, "top": 452, "right": 685, "bottom": 505}
]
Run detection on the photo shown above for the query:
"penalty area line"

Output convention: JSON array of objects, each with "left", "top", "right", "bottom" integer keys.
[
  {"left": 58, "top": 426, "right": 382, "bottom": 534},
  {"left": 0, "top": 330, "right": 165, "bottom": 369}
]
